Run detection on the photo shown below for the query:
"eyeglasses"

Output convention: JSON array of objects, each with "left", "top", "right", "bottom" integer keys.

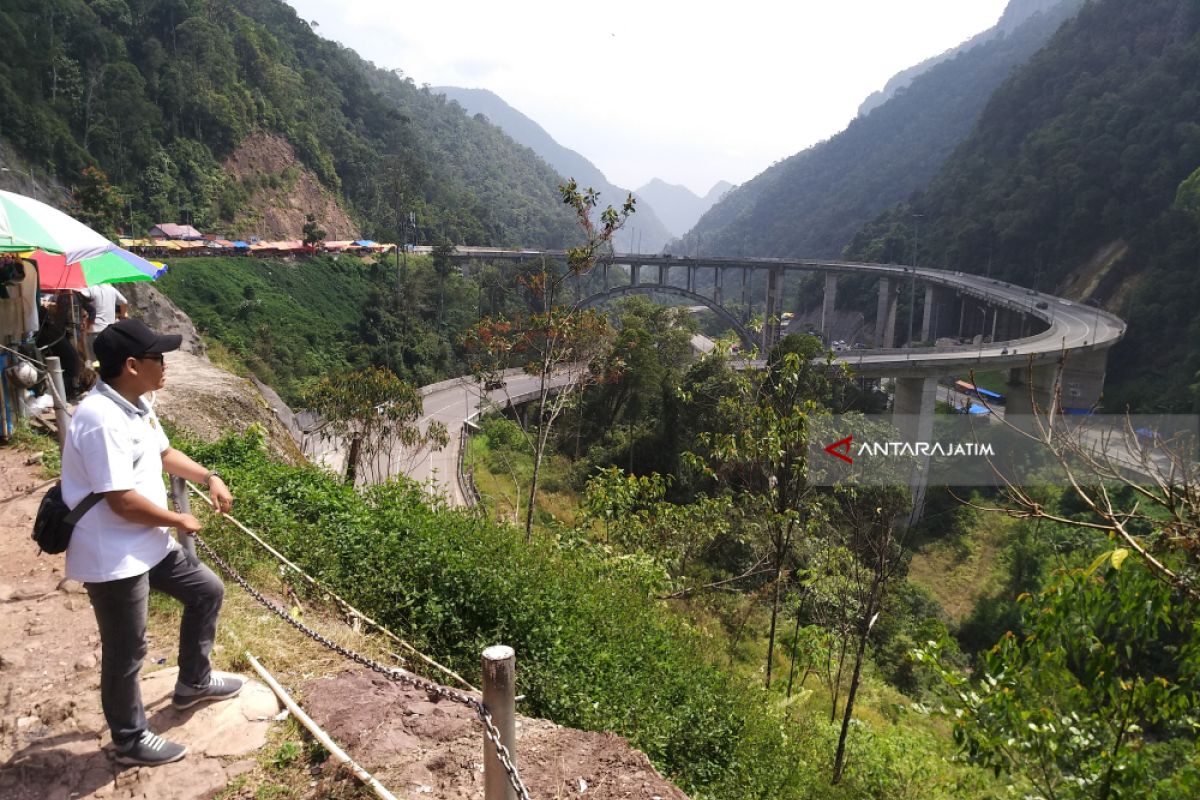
[{"left": 136, "top": 353, "right": 164, "bottom": 364}]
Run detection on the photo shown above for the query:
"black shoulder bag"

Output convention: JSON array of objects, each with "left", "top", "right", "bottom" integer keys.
[{"left": 31, "top": 485, "right": 105, "bottom": 554}]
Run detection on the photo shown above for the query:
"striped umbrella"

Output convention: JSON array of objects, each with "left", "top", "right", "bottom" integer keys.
[
  {"left": 32, "top": 249, "right": 166, "bottom": 290},
  {"left": 0, "top": 190, "right": 162, "bottom": 285}
]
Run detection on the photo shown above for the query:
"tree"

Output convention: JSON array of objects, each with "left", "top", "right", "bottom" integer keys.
[
  {"left": 828, "top": 484, "right": 912, "bottom": 784},
  {"left": 686, "top": 341, "right": 846, "bottom": 688},
  {"left": 915, "top": 387, "right": 1200, "bottom": 797},
  {"left": 462, "top": 180, "right": 634, "bottom": 536},
  {"left": 301, "top": 213, "right": 326, "bottom": 249},
  {"left": 71, "top": 165, "right": 125, "bottom": 237},
  {"left": 915, "top": 561, "right": 1199, "bottom": 799},
  {"left": 301, "top": 366, "right": 447, "bottom": 484}
]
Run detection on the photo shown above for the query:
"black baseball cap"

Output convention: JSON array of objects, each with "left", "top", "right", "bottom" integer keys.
[{"left": 94, "top": 318, "right": 182, "bottom": 371}]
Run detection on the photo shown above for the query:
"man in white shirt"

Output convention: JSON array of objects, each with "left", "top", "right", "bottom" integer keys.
[
  {"left": 77, "top": 283, "right": 128, "bottom": 360},
  {"left": 62, "top": 318, "right": 241, "bottom": 766}
]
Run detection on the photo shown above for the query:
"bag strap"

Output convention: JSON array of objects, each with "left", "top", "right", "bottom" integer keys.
[{"left": 65, "top": 492, "right": 105, "bottom": 525}]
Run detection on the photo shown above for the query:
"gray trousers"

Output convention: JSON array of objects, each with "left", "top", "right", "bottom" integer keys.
[{"left": 85, "top": 548, "right": 224, "bottom": 748}]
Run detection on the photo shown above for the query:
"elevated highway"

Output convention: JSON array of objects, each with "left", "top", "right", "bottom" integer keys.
[{"left": 440, "top": 250, "right": 1128, "bottom": 516}]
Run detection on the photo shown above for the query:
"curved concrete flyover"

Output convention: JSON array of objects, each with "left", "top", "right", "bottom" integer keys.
[
  {"left": 391, "top": 250, "right": 1129, "bottom": 509},
  {"left": 447, "top": 249, "right": 1127, "bottom": 380}
]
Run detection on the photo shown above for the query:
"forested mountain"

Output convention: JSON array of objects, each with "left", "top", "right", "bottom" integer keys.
[
  {"left": 857, "top": 0, "right": 1071, "bottom": 116},
  {"left": 0, "top": 0, "right": 579, "bottom": 246},
  {"left": 634, "top": 178, "right": 733, "bottom": 240},
  {"left": 681, "top": 0, "right": 1082, "bottom": 259},
  {"left": 433, "top": 86, "right": 675, "bottom": 253},
  {"left": 845, "top": 0, "right": 1200, "bottom": 411}
]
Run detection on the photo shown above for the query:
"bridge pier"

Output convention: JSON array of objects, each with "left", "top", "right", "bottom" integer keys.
[
  {"left": 714, "top": 267, "right": 724, "bottom": 306},
  {"left": 875, "top": 278, "right": 899, "bottom": 348},
  {"left": 763, "top": 267, "right": 781, "bottom": 352},
  {"left": 631, "top": 263, "right": 641, "bottom": 286},
  {"left": 920, "top": 285, "right": 955, "bottom": 343},
  {"left": 893, "top": 376, "right": 937, "bottom": 522},
  {"left": 741, "top": 267, "right": 750, "bottom": 323},
  {"left": 687, "top": 264, "right": 696, "bottom": 293},
  {"left": 821, "top": 273, "right": 838, "bottom": 343},
  {"left": 1006, "top": 347, "right": 1110, "bottom": 430}
]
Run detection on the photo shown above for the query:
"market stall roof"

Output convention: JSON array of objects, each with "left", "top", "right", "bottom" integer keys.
[{"left": 148, "top": 223, "right": 204, "bottom": 239}]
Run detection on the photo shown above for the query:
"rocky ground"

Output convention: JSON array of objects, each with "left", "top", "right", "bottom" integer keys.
[
  {"left": 1, "top": 349, "right": 690, "bottom": 798},
  {"left": 0, "top": 446, "right": 280, "bottom": 800}
]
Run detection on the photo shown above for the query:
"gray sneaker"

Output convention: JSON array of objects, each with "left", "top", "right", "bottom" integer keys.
[
  {"left": 115, "top": 731, "right": 188, "bottom": 766},
  {"left": 172, "top": 673, "right": 245, "bottom": 710}
]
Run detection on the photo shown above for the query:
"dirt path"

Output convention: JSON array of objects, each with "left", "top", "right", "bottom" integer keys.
[{"left": 0, "top": 447, "right": 280, "bottom": 800}]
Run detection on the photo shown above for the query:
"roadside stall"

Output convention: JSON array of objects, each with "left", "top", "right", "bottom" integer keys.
[{"left": 0, "top": 190, "right": 164, "bottom": 441}]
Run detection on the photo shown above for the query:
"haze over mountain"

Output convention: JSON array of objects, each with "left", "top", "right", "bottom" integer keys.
[
  {"left": 433, "top": 86, "right": 675, "bottom": 253},
  {"left": 634, "top": 179, "right": 734, "bottom": 241},
  {"left": 681, "top": 0, "right": 1083, "bottom": 259},
  {"left": 857, "top": 0, "right": 1076, "bottom": 117}
]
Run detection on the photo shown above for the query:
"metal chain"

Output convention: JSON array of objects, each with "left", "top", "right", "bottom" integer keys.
[{"left": 194, "top": 533, "right": 533, "bottom": 800}]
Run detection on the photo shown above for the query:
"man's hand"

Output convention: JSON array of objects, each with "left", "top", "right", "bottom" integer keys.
[
  {"left": 175, "top": 513, "right": 202, "bottom": 534},
  {"left": 208, "top": 476, "right": 233, "bottom": 515}
]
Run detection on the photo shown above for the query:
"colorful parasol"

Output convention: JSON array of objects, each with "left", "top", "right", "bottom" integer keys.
[
  {"left": 0, "top": 190, "right": 164, "bottom": 288},
  {"left": 32, "top": 249, "right": 165, "bottom": 290}
]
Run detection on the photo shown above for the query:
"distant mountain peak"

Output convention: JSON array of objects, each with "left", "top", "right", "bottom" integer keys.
[
  {"left": 634, "top": 179, "right": 733, "bottom": 238},
  {"left": 435, "top": 86, "right": 675, "bottom": 252}
]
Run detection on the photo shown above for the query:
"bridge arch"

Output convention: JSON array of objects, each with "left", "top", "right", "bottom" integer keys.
[{"left": 578, "top": 284, "right": 756, "bottom": 348}]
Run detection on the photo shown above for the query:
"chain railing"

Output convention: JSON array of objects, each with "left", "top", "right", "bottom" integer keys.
[{"left": 193, "top": 531, "right": 532, "bottom": 800}]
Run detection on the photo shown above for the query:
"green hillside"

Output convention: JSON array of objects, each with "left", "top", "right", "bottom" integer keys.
[
  {"left": 154, "top": 251, "right": 499, "bottom": 404},
  {"left": 845, "top": 0, "right": 1200, "bottom": 411},
  {"left": 680, "top": 0, "right": 1082, "bottom": 258},
  {"left": 0, "top": 0, "right": 577, "bottom": 245}
]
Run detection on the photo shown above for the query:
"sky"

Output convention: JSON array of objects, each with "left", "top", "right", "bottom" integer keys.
[{"left": 284, "top": 0, "right": 1010, "bottom": 196}]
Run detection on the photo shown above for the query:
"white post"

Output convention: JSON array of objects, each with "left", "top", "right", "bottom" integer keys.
[
  {"left": 482, "top": 645, "right": 517, "bottom": 800},
  {"left": 170, "top": 475, "right": 196, "bottom": 557},
  {"left": 44, "top": 356, "right": 69, "bottom": 446}
]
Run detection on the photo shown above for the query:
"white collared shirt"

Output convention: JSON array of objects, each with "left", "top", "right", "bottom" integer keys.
[{"left": 62, "top": 381, "right": 176, "bottom": 582}]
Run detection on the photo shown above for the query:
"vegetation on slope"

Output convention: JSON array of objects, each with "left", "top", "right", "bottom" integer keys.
[
  {"left": 186, "top": 427, "right": 995, "bottom": 799},
  {"left": 0, "top": 0, "right": 577, "bottom": 245},
  {"left": 155, "top": 251, "right": 504, "bottom": 404}
]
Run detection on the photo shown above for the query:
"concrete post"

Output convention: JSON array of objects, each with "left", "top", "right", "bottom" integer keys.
[
  {"left": 482, "top": 645, "right": 517, "bottom": 800},
  {"left": 170, "top": 476, "right": 196, "bottom": 558},
  {"left": 892, "top": 376, "right": 937, "bottom": 523},
  {"left": 821, "top": 272, "right": 838, "bottom": 343},
  {"left": 875, "top": 278, "right": 899, "bottom": 348},
  {"left": 630, "top": 263, "right": 640, "bottom": 287},
  {"left": 44, "top": 356, "right": 69, "bottom": 447},
  {"left": 714, "top": 267, "right": 724, "bottom": 306},
  {"left": 687, "top": 264, "right": 695, "bottom": 293},
  {"left": 658, "top": 263, "right": 667, "bottom": 285}
]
